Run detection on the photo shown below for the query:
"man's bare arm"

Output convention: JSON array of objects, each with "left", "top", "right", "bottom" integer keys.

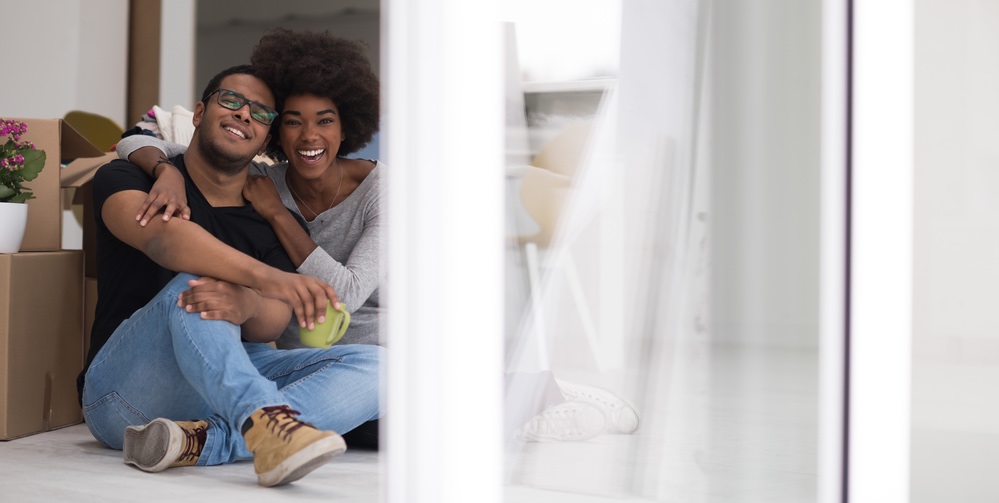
[{"left": 102, "top": 189, "right": 339, "bottom": 329}]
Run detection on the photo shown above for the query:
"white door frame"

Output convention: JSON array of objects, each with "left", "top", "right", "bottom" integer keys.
[
  {"left": 382, "top": 1, "right": 506, "bottom": 502},
  {"left": 844, "top": 0, "right": 914, "bottom": 502}
]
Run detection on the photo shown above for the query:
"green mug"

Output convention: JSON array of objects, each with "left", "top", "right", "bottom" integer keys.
[{"left": 299, "top": 301, "right": 350, "bottom": 348}]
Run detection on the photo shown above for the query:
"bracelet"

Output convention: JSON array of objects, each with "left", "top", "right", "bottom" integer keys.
[{"left": 151, "top": 157, "right": 174, "bottom": 179}]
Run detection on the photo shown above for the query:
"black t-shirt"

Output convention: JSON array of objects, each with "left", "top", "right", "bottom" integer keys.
[{"left": 77, "top": 155, "right": 297, "bottom": 400}]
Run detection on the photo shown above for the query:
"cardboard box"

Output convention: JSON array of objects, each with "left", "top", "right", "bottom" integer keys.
[
  {"left": 0, "top": 251, "right": 84, "bottom": 440},
  {"left": 17, "top": 119, "right": 105, "bottom": 252},
  {"left": 65, "top": 152, "right": 117, "bottom": 277}
]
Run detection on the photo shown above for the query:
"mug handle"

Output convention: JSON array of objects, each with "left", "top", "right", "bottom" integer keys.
[{"left": 328, "top": 305, "right": 351, "bottom": 345}]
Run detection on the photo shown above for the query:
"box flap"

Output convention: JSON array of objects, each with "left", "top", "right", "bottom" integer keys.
[
  {"left": 59, "top": 120, "right": 105, "bottom": 163},
  {"left": 62, "top": 152, "right": 116, "bottom": 189},
  {"left": 10, "top": 117, "right": 105, "bottom": 167}
]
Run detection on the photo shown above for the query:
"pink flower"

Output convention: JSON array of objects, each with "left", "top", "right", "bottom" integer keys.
[{"left": 0, "top": 118, "right": 46, "bottom": 201}]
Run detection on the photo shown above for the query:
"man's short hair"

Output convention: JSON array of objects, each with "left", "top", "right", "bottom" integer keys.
[{"left": 199, "top": 65, "right": 270, "bottom": 104}]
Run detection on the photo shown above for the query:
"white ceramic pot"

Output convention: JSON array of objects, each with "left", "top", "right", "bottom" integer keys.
[{"left": 0, "top": 201, "right": 29, "bottom": 253}]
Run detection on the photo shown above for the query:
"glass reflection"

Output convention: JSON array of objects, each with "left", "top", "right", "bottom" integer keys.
[{"left": 502, "top": 1, "right": 822, "bottom": 501}]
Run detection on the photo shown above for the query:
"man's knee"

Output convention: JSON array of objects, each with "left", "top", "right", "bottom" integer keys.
[
  {"left": 150, "top": 272, "right": 200, "bottom": 305},
  {"left": 165, "top": 272, "right": 198, "bottom": 292}
]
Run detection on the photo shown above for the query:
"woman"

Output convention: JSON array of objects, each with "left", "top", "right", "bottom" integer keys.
[{"left": 119, "top": 28, "right": 639, "bottom": 445}]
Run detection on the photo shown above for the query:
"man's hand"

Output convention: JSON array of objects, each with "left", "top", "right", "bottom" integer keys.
[
  {"left": 177, "top": 277, "right": 256, "bottom": 325},
  {"left": 254, "top": 269, "right": 341, "bottom": 330}
]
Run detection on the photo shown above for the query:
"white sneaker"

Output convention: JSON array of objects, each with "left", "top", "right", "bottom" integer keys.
[
  {"left": 513, "top": 401, "right": 607, "bottom": 442},
  {"left": 555, "top": 379, "right": 640, "bottom": 434}
]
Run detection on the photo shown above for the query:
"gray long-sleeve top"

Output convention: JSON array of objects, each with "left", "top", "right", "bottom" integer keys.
[{"left": 116, "top": 135, "right": 384, "bottom": 347}]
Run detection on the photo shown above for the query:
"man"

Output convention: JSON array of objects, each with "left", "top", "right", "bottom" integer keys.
[{"left": 79, "top": 65, "right": 383, "bottom": 487}]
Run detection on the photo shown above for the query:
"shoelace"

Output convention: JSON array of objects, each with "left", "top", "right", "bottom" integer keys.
[
  {"left": 177, "top": 423, "right": 207, "bottom": 463},
  {"left": 259, "top": 406, "right": 311, "bottom": 441}
]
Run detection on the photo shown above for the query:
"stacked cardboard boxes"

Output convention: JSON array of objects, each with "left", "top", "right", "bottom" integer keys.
[{"left": 0, "top": 118, "right": 112, "bottom": 440}]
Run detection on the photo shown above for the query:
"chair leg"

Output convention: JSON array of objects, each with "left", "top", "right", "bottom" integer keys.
[
  {"left": 562, "top": 251, "right": 604, "bottom": 370},
  {"left": 524, "top": 242, "right": 550, "bottom": 369}
]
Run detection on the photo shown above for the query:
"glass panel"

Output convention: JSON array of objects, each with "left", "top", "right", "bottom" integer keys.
[
  {"left": 189, "top": 1, "right": 838, "bottom": 500},
  {"left": 911, "top": 1, "right": 999, "bottom": 501},
  {"left": 502, "top": 1, "right": 826, "bottom": 501}
]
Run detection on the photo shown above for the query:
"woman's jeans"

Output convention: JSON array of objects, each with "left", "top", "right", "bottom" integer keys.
[{"left": 81, "top": 273, "right": 383, "bottom": 466}]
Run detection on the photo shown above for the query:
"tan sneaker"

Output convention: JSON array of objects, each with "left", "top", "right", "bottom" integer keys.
[
  {"left": 242, "top": 405, "right": 346, "bottom": 487},
  {"left": 123, "top": 418, "right": 207, "bottom": 472}
]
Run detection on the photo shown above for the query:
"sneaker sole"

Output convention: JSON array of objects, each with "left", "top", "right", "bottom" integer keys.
[
  {"left": 123, "top": 419, "right": 183, "bottom": 473},
  {"left": 514, "top": 426, "right": 603, "bottom": 443},
  {"left": 257, "top": 434, "right": 347, "bottom": 487}
]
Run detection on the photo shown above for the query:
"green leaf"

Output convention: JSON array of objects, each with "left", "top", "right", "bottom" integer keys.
[
  {"left": 8, "top": 192, "right": 32, "bottom": 203},
  {"left": 17, "top": 149, "right": 45, "bottom": 181},
  {"left": 0, "top": 184, "right": 14, "bottom": 200}
]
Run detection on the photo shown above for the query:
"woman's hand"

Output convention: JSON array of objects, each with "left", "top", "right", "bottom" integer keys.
[
  {"left": 137, "top": 163, "right": 190, "bottom": 226},
  {"left": 243, "top": 175, "right": 286, "bottom": 221},
  {"left": 253, "top": 269, "right": 341, "bottom": 330}
]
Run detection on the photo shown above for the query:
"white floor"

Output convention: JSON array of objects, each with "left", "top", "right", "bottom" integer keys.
[
  {"left": 0, "top": 344, "right": 822, "bottom": 502},
  {"left": 0, "top": 423, "right": 381, "bottom": 502},
  {"left": 910, "top": 354, "right": 999, "bottom": 503}
]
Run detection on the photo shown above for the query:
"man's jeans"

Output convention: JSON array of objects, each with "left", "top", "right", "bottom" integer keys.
[{"left": 81, "top": 273, "right": 383, "bottom": 465}]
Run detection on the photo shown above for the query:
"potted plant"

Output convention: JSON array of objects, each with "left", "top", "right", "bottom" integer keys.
[{"left": 0, "top": 118, "right": 46, "bottom": 253}]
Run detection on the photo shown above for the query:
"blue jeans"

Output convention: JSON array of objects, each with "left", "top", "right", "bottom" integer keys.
[{"left": 81, "top": 273, "right": 383, "bottom": 465}]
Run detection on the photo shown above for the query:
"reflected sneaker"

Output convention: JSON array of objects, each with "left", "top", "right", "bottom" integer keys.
[
  {"left": 123, "top": 418, "right": 207, "bottom": 472},
  {"left": 514, "top": 401, "right": 607, "bottom": 442},
  {"left": 555, "top": 379, "right": 641, "bottom": 434},
  {"left": 242, "top": 405, "right": 346, "bottom": 487}
]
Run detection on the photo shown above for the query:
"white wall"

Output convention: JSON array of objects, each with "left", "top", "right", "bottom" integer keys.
[
  {"left": 710, "top": 0, "right": 822, "bottom": 348},
  {"left": 912, "top": 0, "right": 999, "bottom": 435},
  {"left": 0, "top": 0, "right": 129, "bottom": 127},
  {"left": 913, "top": 0, "right": 999, "bottom": 361},
  {"left": 0, "top": 1, "right": 375, "bottom": 133},
  {"left": 909, "top": 6, "right": 999, "bottom": 503},
  {"left": 160, "top": 0, "right": 196, "bottom": 111}
]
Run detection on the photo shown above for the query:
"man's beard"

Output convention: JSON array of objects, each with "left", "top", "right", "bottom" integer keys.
[{"left": 195, "top": 130, "right": 256, "bottom": 176}]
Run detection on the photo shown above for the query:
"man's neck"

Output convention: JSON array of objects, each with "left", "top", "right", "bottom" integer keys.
[{"left": 182, "top": 149, "right": 249, "bottom": 208}]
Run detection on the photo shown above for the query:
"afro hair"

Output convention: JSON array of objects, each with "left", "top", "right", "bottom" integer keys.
[{"left": 251, "top": 28, "right": 380, "bottom": 159}]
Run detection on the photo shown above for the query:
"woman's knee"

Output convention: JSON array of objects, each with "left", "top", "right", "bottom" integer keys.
[
  {"left": 342, "top": 343, "right": 384, "bottom": 369},
  {"left": 339, "top": 345, "right": 383, "bottom": 389}
]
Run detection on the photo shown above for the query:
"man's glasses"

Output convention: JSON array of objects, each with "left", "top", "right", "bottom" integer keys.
[{"left": 205, "top": 88, "right": 278, "bottom": 125}]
